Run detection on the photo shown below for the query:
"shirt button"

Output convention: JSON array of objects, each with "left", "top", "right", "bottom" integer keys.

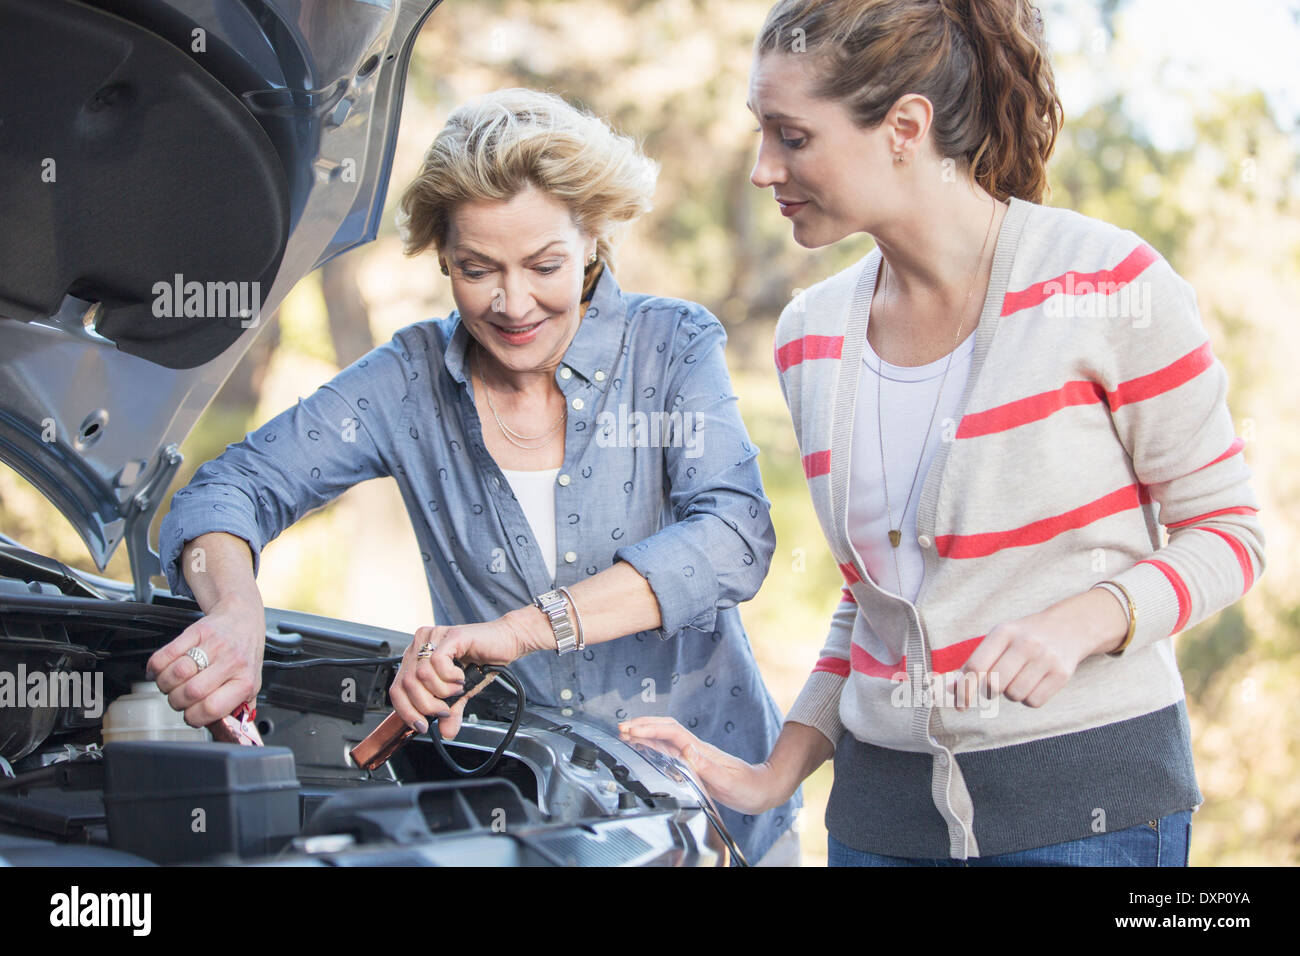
[
  {"left": 594, "top": 370, "right": 606, "bottom": 382},
  {"left": 918, "top": 534, "right": 933, "bottom": 549},
  {"left": 560, "top": 688, "right": 573, "bottom": 701},
  {"left": 561, "top": 707, "right": 574, "bottom": 717},
  {"left": 492, "top": 476, "right": 500, "bottom": 488},
  {"left": 560, "top": 367, "right": 572, "bottom": 380},
  {"left": 557, "top": 473, "right": 571, "bottom": 487},
  {"left": 564, "top": 551, "right": 577, "bottom": 563},
  {"left": 572, "top": 397, "right": 584, "bottom": 410}
]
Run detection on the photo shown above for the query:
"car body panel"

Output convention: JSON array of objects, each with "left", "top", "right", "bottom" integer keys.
[{"left": 0, "top": 0, "right": 442, "bottom": 598}]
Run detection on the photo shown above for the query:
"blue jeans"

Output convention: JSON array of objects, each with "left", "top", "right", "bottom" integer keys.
[{"left": 829, "top": 809, "right": 1193, "bottom": 866}]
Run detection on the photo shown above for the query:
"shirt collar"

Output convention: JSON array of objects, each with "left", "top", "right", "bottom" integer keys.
[{"left": 442, "top": 263, "right": 628, "bottom": 392}]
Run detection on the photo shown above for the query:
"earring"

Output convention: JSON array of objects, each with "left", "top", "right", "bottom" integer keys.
[
  {"left": 588, "top": 252, "right": 598, "bottom": 265},
  {"left": 439, "top": 260, "right": 449, "bottom": 276},
  {"left": 894, "top": 153, "right": 904, "bottom": 165}
]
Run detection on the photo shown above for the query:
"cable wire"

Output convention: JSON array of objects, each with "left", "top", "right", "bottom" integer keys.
[
  {"left": 263, "top": 655, "right": 403, "bottom": 669},
  {"left": 428, "top": 664, "right": 526, "bottom": 777}
]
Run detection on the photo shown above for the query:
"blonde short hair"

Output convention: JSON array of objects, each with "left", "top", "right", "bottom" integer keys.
[{"left": 396, "top": 88, "right": 658, "bottom": 286}]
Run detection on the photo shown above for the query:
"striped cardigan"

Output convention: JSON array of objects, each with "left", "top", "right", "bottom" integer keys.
[{"left": 774, "top": 197, "right": 1265, "bottom": 859}]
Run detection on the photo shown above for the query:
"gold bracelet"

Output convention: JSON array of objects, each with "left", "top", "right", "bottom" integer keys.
[
  {"left": 1096, "top": 581, "right": 1137, "bottom": 657},
  {"left": 557, "top": 585, "right": 585, "bottom": 651}
]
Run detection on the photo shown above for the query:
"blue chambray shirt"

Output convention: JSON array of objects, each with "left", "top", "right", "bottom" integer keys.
[{"left": 158, "top": 264, "right": 800, "bottom": 863}]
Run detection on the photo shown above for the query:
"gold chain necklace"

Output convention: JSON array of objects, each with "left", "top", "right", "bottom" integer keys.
[
  {"left": 875, "top": 199, "right": 999, "bottom": 593},
  {"left": 472, "top": 343, "right": 567, "bottom": 450}
]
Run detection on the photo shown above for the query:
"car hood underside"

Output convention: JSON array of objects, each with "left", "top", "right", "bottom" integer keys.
[{"left": 0, "top": 0, "right": 440, "bottom": 598}]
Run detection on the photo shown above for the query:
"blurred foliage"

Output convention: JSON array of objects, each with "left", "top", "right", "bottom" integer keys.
[{"left": 1, "top": 0, "right": 1297, "bottom": 865}]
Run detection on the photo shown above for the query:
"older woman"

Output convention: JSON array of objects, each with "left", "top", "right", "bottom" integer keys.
[
  {"left": 148, "top": 88, "right": 799, "bottom": 865},
  {"left": 622, "top": 0, "right": 1265, "bottom": 867}
]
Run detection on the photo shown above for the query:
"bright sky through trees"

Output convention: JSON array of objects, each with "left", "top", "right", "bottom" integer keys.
[{"left": 1045, "top": 0, "right": 1299, "bottom": 149}]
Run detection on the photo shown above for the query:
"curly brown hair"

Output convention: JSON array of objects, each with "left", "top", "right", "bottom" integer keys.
[{"left": 755, "top": 0, "right": 1063, "bottom": 203}]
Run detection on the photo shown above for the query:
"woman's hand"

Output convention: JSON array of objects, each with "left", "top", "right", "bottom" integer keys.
[
  {"left": 389, "top": 613, "right": 538, "bottom": 740},
  {"left": 147, "top": 593, "right": 266, "bottom": 728},
  {"left": 948, "top": 587, "right": 1129, "bottom": 710},
  {"left": 618, "top": 716, "right": 781, "bottom": 816}
]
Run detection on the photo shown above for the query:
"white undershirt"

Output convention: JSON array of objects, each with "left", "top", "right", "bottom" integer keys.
[
  {"left": 847, "top": 329, "right": 977, "bottom": 604},
  {"left": 500, "top": 467, "right": 561, "bottom": 583}
]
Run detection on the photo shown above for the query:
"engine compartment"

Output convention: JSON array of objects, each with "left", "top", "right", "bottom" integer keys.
[{"left": 0, "top": 548, "right": 721, "bottom": 866}]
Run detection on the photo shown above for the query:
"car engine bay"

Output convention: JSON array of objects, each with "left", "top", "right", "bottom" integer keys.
[{"left": 0, "top": 541, "right": 729, "bottom": 866}]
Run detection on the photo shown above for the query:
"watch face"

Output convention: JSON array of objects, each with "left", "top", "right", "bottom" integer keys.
[{"left": 536, "top": 589, "right": 575, "bottom": 655}]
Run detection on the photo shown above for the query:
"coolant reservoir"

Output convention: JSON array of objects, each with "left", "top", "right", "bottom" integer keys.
[{"left": 102, "top": 682, "right": 210, "bottom": 744}]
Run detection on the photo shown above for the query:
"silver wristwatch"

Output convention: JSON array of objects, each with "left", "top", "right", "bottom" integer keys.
[{"left": 535, "top": 588, "right": 578, "bottom": 656}]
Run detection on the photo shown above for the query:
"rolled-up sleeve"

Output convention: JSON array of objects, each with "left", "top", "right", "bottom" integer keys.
[
  {"left": 158, "top": 337, "right": 412, "bottom": 600},
  {"left": 613, "top": 307, "right": 776, "bottom": 640}
]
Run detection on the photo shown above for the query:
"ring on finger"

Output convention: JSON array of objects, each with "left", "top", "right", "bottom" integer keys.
[
  {"left": 416, "top": 641, "right": 436, "bottom": 661},
  {"left": 186, "top": 646, "right": 210, "bottom": 671}
]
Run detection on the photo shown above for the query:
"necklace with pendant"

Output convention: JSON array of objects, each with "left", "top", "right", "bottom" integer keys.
[{"left": 875, "top": 199, "right": 998, "bottom": 591}]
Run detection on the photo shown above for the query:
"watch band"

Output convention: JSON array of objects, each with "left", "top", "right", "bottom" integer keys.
[
  {"left": 557, "top": 585, "right": 585, "bottom": 651},
  {"left": 535, "top": 588, "right": 578, "bottom": 656}
]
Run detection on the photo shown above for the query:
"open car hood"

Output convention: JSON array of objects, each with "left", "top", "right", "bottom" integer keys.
[{"left": 0, "top": 0, "right": 441, "bottom": 598}]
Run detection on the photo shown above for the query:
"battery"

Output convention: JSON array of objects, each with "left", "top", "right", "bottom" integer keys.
[{"left": 103, "top": 741, "right": 299, "bottom": 864}]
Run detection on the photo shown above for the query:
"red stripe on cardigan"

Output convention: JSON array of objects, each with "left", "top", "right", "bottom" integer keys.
[
  {"left": 848, "top": 634, "right": 985, "bottom": 678},
  {"left": 957, "top": 380, "right": 1107, "bottom": 438},
  {"left": 955, "top": 342, "right": 1214, "bottom": 439},
  {"left": 775, "top": 334, "right": 844, "bottom": 373},
  {"left": 1193, "top": 437, "right": 1246, "bottom": 473},
  {"left": 841, "top": 586, "right": 857, "bottom": 604},
  {"left": 1195, "top": 526, "right": 1255, "bottom": 593},
  {"left": 813, "top": 656, "right": 851, "bottom": 677},
  {"left": 936, "top": 484, "right": 1144, "bottom": 559},
  {"left": 1109, "top": 341, "right": 1213, "bottom": 409},
  {"left": 1140, "top": 558, "right": 1192, "bottom": 633},
  {"left": 850, "top": 643, "right": 905, "bottom": 679},
  {"left": 1164, "top": 505, "right": 1259, "bottom": 530},
  {"left": 802, "top": 449, "right": 831, "bottom": 479},
  {"left": 839, "top": 562, "right": 861, "bottom": 586},
  {"left": 1001, "top": 244, "right": 1158, "bottom": 317}
]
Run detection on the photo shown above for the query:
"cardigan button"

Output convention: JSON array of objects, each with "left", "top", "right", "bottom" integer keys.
[{"left": 918, "top": 534, "right": 933, "bottom": 549}]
